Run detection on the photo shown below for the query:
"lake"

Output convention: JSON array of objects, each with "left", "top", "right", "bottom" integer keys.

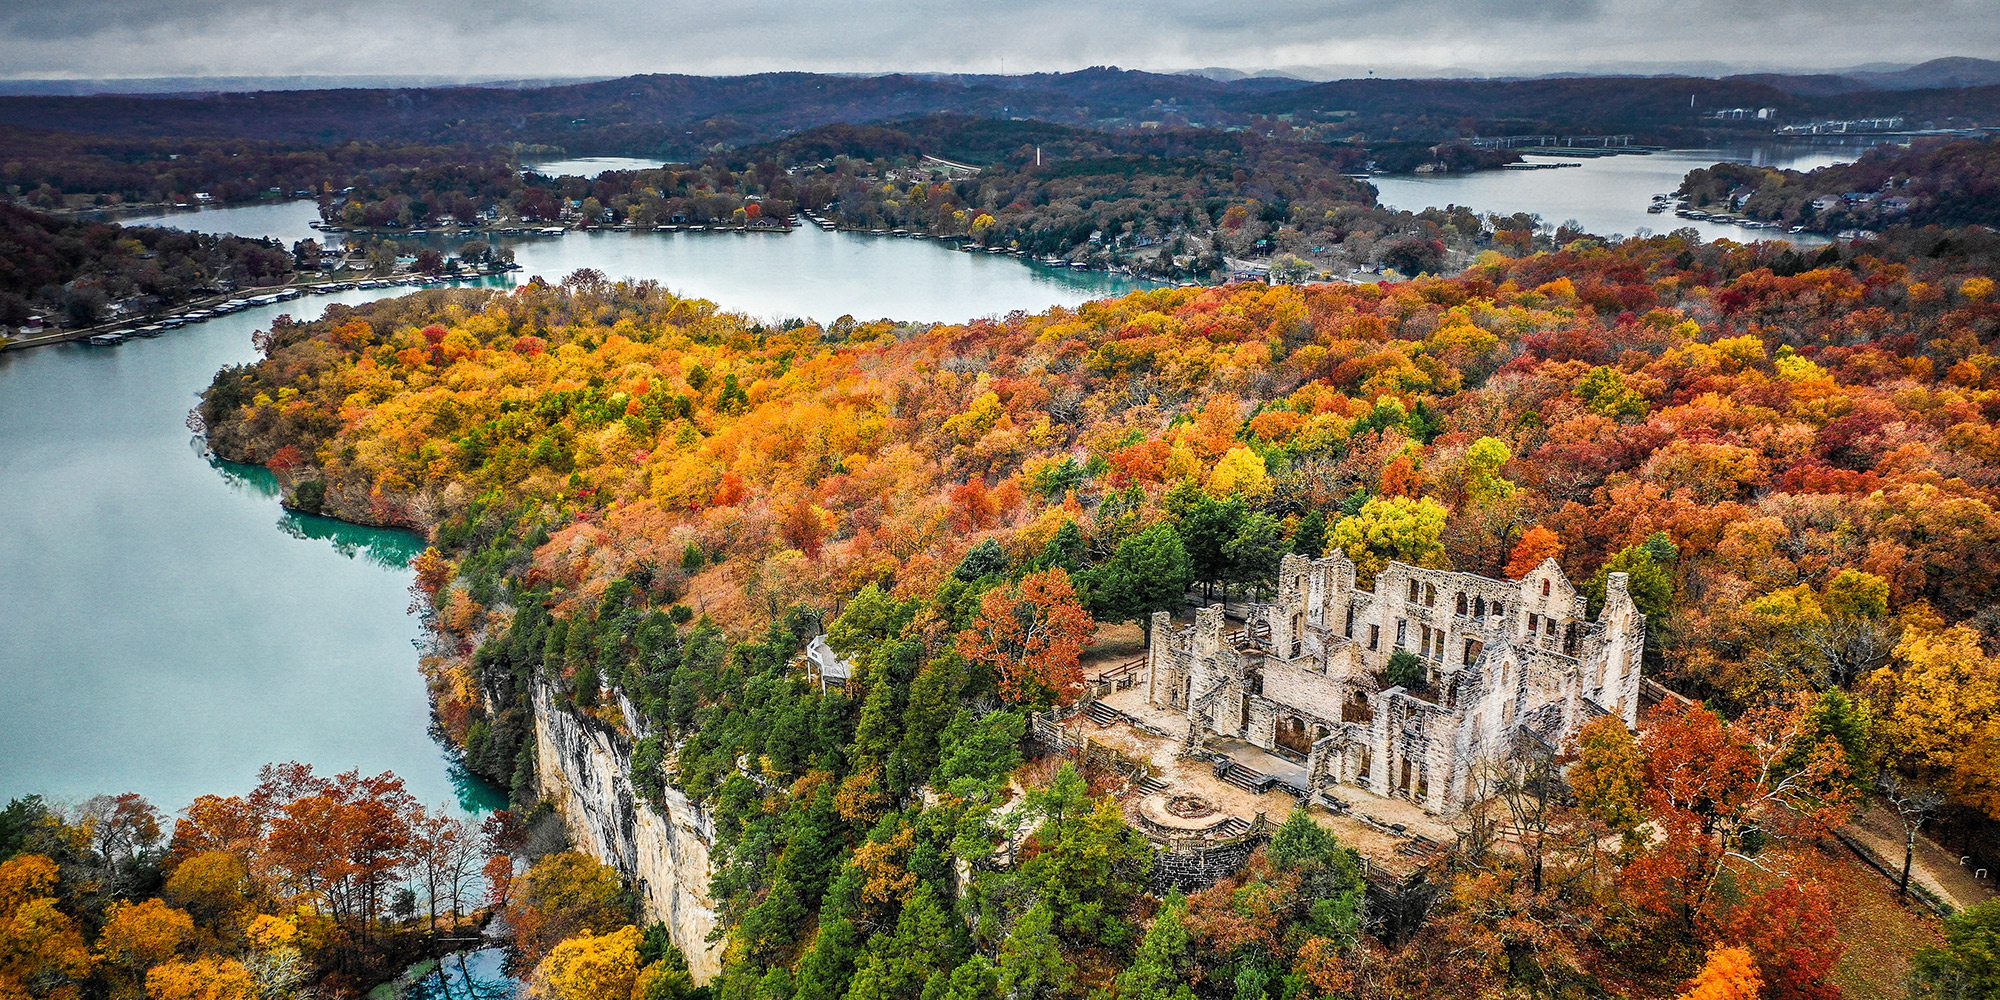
[
  {"left": 114, "top": 201, "right": 1155, "bottom": 324},
  {"left": 0, "top": 284, "right": 510, "bottom": 817},
  {"left": 1372, "top": 143, "right": 1862, "bottom": 244},
  {"left": 0, "top": 204, "right": 1150, "bottom": 820},
  {"left": 522, "top": 155, "right": 667, "bottom": 178}
]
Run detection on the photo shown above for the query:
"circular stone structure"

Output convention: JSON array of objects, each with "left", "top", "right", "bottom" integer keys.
[{"left": 1137, "top": 792, "right": 1235, "bottom": 836}]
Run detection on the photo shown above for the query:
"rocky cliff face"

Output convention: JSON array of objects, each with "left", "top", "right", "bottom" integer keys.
[{"left": 531, "top": 679, "right": 722, "bottom": 982}]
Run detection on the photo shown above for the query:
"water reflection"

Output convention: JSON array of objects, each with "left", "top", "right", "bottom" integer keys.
[
  {"left": 439, "top": 730, "right": 511, "bottom": 815},
  {"left": 406, "top": 948, "right": 519, "bottom": 999},
  {"left": 274, "top": 512, "right": 426, "bottom": 571},
  {"left": 208, "top": 453, "right": 427, "bottom": 570},
  {"left": 1370, "top": 142, "right": 1871, "bottom": 245}
]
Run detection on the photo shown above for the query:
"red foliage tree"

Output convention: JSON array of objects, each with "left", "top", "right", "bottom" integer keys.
[{"left": 956, "top": 568, "right": 1094, "bottom": 707}]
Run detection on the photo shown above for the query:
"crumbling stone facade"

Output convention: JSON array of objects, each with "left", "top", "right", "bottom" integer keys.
[{"left": 1146, "top": 551, "right": 1645, "bottom": 815}]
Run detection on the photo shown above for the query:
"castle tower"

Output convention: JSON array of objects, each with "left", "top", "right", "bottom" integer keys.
[{"left": 1598, "top": 572, "right": 1645, "bottom": 726}]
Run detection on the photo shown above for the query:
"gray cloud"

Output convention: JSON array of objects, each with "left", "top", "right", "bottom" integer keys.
[{"left": 0, "top": 0, "right": 1989, "bottom": 80}]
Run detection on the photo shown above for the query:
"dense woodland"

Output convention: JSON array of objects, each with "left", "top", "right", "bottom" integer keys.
[
  {"left": 1, "top": 67, "right": 1995, "bottom": 157},
  {"left": 0, "top": 766, "right": 520, "bottom": 998},
  {"left": 0, "top": 204, "right": 294, "bottom": 329},
  {"left": 180, "top": 218, "right": 2000, "bottom": 999},
  {"left": 318, "top": 116, "right": 1537, "bottom": 279},
  {"left": 1679, "top": 137, "right": 2000, "bottom": 233},
  {"left": 0, "top": 128, "right": 519, "bottom": 212}
]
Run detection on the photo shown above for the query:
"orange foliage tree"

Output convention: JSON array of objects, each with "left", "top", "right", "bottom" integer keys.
[{"left": 956, "top": 568, "right": 1094, "bottom": 708}]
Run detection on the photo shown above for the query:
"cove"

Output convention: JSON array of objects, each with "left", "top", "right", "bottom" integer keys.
[
  {"left": 0, "top": 285, "right": 511, "bottom": 816},
  {"left": 1372, "top": 143, "right": 1862, "bottom": 245},
  {"left": 0, "top": 205, "right": 1150, "bottom": 820}
]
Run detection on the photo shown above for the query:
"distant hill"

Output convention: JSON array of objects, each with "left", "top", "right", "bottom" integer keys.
[
  {"left": 0, "top": 68, "right": 1309, "bottom": 155},
  {"left": 0, "top": 75, "right": 613, "bottom": 97},
  {"left": 0, "top": 65, "right": 1994, "bottom": 158},
  {"left": 1235, "top": 75, "right": 1806, "bottom": 128},
  {"left": 1847, "top": 57, "right": 2000, "bottom": 91}
]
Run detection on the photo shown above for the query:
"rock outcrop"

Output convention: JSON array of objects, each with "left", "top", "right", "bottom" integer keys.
[{"left": 531, "top": 679, "right": 722, "bottom": 981}]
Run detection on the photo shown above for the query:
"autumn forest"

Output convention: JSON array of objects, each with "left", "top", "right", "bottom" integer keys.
[
  {"left": 9, "top": 50, "right": 2000, "bottom": 1000},
  {"left": 99, "top": 216, "right": 1989, "bottom": 1000}
]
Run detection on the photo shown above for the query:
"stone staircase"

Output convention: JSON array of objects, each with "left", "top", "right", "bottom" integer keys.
[
  {"left": 1137, "top": 775, "right": 1173, "bottom": 794},
  {"left": 1212, "top": 816, "right": 1254, "bottom": 838},
  {"left": 1085, "top": 700, "right": 1126, "bottom": 727},
  {"left": 1214, "top": 759, "right": 1277, "bottom": 793}
]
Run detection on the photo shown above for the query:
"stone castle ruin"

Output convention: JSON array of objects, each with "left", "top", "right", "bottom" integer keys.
[{"left": 1145, "top": 551, "right": 1645, "bottom": 816}]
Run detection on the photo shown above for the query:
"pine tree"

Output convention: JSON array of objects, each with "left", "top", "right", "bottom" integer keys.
[
  {"left": 1291, "top": 510, "right": 1328, "bottom": 557},
  {"left": 1087, "top": 521, "right": 1194, "bottom": 627},
  {"left": 1036, "top": 521, "right": 1086, "bottom": 573},
  {"left": 997, "top": 900, "right": 1072, "bottom": 999},
  {"left": 1117, "top": 891, "right": 1197, "bottom": 1000}
]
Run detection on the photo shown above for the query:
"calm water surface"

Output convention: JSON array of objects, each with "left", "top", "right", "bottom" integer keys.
[
  {"left": 523, "top": 155, "right": 666, "bottom": 178},
  {"left": 0, "top": 285, "right": 509, "bottom": 815},
  {"left": 1, "top": 205, "right": 1147, "bottom": 817},
  {"left": 122, "top": 200, "right": 1155, "bottom": 323},
  {"left": 1373, "top": 143, "right": 1863, "bottom": 244}
]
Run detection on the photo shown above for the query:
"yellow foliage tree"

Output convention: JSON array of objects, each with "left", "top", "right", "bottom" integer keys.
[
  {"left": 1678, "top": 945, "right": 1762, "bottom": 1000},
  {"left": 1329, "top": 496, "right": 1449, "bottom": 584},
  {"left": 1866, "top": 613, "right": 2000, "bottom": 818},
  {"left": 145, "top": 957, "right": 259, "bottom": 1000},
  {"left": 1, "top": 896, "right": 93, "bottom": 998},
  {"left": 531, "top": 924, "right": 643, "bottom": 1000},
  {"left": 98, "top": 898, "right": 194, "bottom": 976},
  {"left": 1206, "top": 446, "right": 1272, "bottom": 502},
  {"left": 1569, "top": 714, "right": 1647, "bottom": 844},
  {"left": 0, "top": 854, "right": 59, "bottom": 915}
]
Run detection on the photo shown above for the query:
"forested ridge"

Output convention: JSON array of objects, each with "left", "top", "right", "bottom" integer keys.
[
  {"left": 1679, "top": 137, "right": 2000, "bottom": 233},
  {"left": 0, "top": 203, "right": 294, "bottom": 328},
  {"left": 3, "top": 67, "right": 1995, "bottom": 156},
  {"left": 172, "top": 225, "right": 2000, "bottom": 998}
]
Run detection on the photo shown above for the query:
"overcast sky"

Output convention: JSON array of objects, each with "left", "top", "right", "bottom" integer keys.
[{"left": 0, "top": 0, "right": 1992, "bottom": 81}]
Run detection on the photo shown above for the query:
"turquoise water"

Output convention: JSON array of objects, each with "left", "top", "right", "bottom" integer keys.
[
  {"left": 0, "top": 202, "right": 1148, "bottom": 818},
  {"left": 0, "top": 285, "right": 507, "bottom": 817},
  {"left": 404, "top": 948, "right": 518, "bottom": 999}
]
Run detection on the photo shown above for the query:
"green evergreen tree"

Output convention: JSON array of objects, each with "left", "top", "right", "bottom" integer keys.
[
  {"left": 850, "top": 674, "right": 904, "bottom": 774},
  {"left": 755, "top": 965, "right": 797, "bottom": 1000},
  {"left": 933, "top": 709, "right": 1026, "bottom": 795},
  {"left": 1224, "top": 512, "right": 1287, "bottom": 598},
  {"left": 1086, "top": 521, "right": 1194, "bottom": 628},
  {"left": 843, "top": 885, "right": 968, "bottom": 1000},
  {"left": 1174, "top": 495, "right": 1245, "bottom": 597},
  {"left": 924, "top": 955, "right": 1001, "bottom": 1000},
  {"left": 1291, "top": 510, "right": 1328, "bottom": 557},
  {"left": 1035, "top": 520, "right": 1087, "bottom": 573},
  {"left": 1911, "top": 901, "right": 2000, "bottom": 999},
  {"left": 1116, "top": 891, "right": 1198, "bottom": 1000},
  {"left": 896, "top": 659, "right": 963, "bottom": 785},
  {"left": 792, "top": 864, "right": 867, "bottom": 1000},
  {"left": 997, "top": 900, "right": 1072, "bottom": 1000},
  {"left": 953, "top": 538, "right": 1011, "bottom": 582},
  {"left": 826, "top": 583, "right": 917, "bottom": 658},
  {"left": 1385, "top": 649, "right": 1426, "bottom": 690},
  {"left": 1020, "top": 767, "right": 1152, "bottom": 947}
]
